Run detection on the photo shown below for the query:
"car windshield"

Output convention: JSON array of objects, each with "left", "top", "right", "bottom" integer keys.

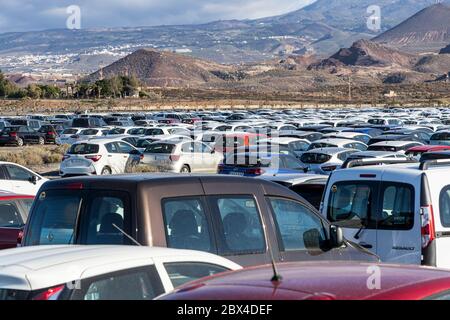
[
  {"left": 69, "top": 144, "right": 100, "bottom": 155},
  {"left": 145, "top": 143, "right": 176, "bottom": 154},
  {"left": 80, "top": 129, "right": 98, "bottom": 135},
  {"left": 301, "top": 153, "right": 332, "bottom": 164},
  {"left": 62, "top": 129, "right": 78, "bottom": 135}
]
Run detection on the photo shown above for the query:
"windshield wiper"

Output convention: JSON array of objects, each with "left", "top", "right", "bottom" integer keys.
[{"left": 354, "top": 219, "right": 368, "bottom": 240}]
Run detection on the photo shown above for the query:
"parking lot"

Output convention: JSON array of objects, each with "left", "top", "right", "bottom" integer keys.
[{"left": 2, "top": 106, "right": 450, "bottom": 300}]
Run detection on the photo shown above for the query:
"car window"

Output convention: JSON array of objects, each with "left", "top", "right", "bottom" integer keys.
[
  {"left": 81, "top": 267, "right": 163, "bottom": 300},
  {"left": 379, "top": 183, "right": 414, "bottom": 230},
  {"left": 5, "top": 165, "right": 33, "bottom": 181},
  {"left": 145, "top": 143, "right": 175, "bottom": 154},
  {"left": 181, "top": 142, "right": 194, "bottom": 153},
  {"left": 69, "top": 144, "right": 99, "bottom": 155},
  {"left": 145, "top": 128, "right": 164, "bottom": 135},
  {"left": 81, "top": 193, "right": 130, "bottom": 245},
  {"left": 164, "top": 262, "right": 229, "bottom": 288},
  {"left": 0, "top": 201, "right": 24, "bottom": 228},
  {"left": 105, "top": 143, "right": 119, "bottom": 153},
  {"left": 116, "top": 142, "right": 134, "bottom": 153},
  {"left": 289, "top": 141, "right": 309, "bottom": 152},
  {"left": 328, "top": 182, "right": 376, "bottom": 228},
  {"left": 27, "top": 192, "right": 81, "bottom": 245},
  {"left": 282, "top": 155, "right": 303, "bottom": 169},
  {"left": 162, "top": 197, "right": 213, "bottom": 252},
  {"left": 210, "top": 196, "right": 265, "bottom": 255},
  {"left": 269, "top": 198, "right": 326, "bottom": 251},
  {"left": 440, "top": 186, "right": 450, "bottom": 228}
]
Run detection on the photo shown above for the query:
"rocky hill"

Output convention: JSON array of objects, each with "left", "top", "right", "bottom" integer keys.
[
  {"left": 373, "top": 3, "right": 450, "bottom": 52},
  {"left": 440, "top": 44, "right": 450, "bottom": 54}
]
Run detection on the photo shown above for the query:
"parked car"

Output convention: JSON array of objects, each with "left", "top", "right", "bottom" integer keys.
[
  {"left": 321, "top": 158, "right": 450, "bottom": 268},
  {"left": 367, "top": 141, "right": 423, "bottom": 154},
  {"left": 0, "top": 192, "right": 34, "bottom": 250},
  {"left": 0, "top": 126, "right": 47, "bottom": 146},
  {"left": 219, "top": 152, "right": 306, "bottom": 177},
  {"left": 430, "top": 131, "right": 450, "bottom": 146},
  {"left": 406, "top": 145, "right": 450, "bottom": 160},
  {"left": 37, "top": 124, "right": 59, "bottom": 144},
  {"left": 0, "top": 162, "right": 47, "bottom": 195},
  {"left": 300, "top": 148, "right": 359, "bottom": 175},
  {"left": 71, "top": 117, "right": 107, "bottom": 128},
  {"left": 141, "top": 141, "right": 222, "bottom": 173},
  {"left": 56, "top": 128, "right": 84, "bottom": 145},
  {"left": 308, "top": 138, "right": 367, "bottom": 151},
  {"left": 0, "top": 245, "right": 241, "bottom": 300},
  {"left": 322, "top": 132, "right": 371, "bottom": 145},
  {"left": 60, "top": 140, "right": 141, "bottom": 177},
  {"left": 159, "top": 262, "right": 450, "bottom": 300},
  {"left": 258, "top": 137, "right": 311, "bottom": 157},
  {"left": 22, "top": 175, "right": 378, "bottom": 266}
]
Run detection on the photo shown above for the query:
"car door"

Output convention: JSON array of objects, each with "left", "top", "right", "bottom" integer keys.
[
  {"left": 4, "top": 164, "right": 39, "bottom": 195},
  {"left": 104, "top": 142, "right": 123, "bottom": 174},
  {"left": 193, "top": 142, "right": 215, "bottom": 173},
  {"left": 115, "top": 141, "right": 136, "bottom": 173}
]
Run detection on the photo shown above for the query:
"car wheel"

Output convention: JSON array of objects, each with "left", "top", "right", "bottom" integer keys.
[
  {"left": 180, "top": 165, "right": 191, "bottom": 173},
  {"left": 17, "top": 138, "right": 24, "bottom": 147},
  {"left": 101, "top": 167, "right": 112, "bottom": 175},
  {"left": 38, "top": 137, "right": 45, "bottom": 145}
]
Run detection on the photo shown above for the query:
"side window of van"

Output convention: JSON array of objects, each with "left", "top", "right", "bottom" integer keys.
[
  {"left": 328, "top": 182, "right": 376, "bottom": 229},
  {"left": 379, "top": 183, "right": 414, "bottom": 230},
  {"left": 208, "top": 195, "right": 265, "bottom": 255},
  {"left": 440, "top": 187, "right": 450, "bottom": 227},
  {"left": 162, "top": 197, "right": 213, "bottom": 253}
]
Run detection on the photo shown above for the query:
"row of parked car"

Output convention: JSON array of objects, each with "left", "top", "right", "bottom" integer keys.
[{"left": 2, "top": 107, "right": 450, "bottom": 299}]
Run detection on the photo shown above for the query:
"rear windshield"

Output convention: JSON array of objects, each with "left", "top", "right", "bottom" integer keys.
[
  {"left": 0, "top": 200, "right": 30, "bottom": 228},
  {"left": 80, "top": 129, "right": 98, "bottom": 135},
  {"left": 300, "top": 153, "right": 332, "bottom": 164},
  {"left": 62, "top": 129, "right": 78, "bottom": 135},
  {"left": 0, "top": 289, "right": 31, "bottom": 300},
  {"left": 136, "top": 139, "right": 156, "bottom": 148},
  {"left": 69, "top": 144, "right": 100, "bottom": 155},
  {"left": 431, "top": 132, "right": 450, "bottom": 141},
  {"left": 72, "top": 119, "right": 89, "bottom": 127},
  {"left": 367, "top": 145, "right": 398, "bottom": 152},
  {"left": 144, "top": 143, "right": 176, "bottom": 154}
]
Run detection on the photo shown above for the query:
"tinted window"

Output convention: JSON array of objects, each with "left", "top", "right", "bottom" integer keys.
[
  {"left": 290, "top": 184, "right": 326, "bottom": 210},
  {"left": 164, "top": 262, "right": 229, "bottom": 288},
  {"left": 145, "top": 128, "right": 164, "bottom": 136},
  {"left": 69, "top": 144, "right": 100, "bottom": 155},
  {"left": 81, "top": 267, "right": 162, "bottom": 300},
  {"left": 281, "top": 155, "right": 303, "bottom": 169},
  {"left": 210, "top": 196, "right": 265, "bottom": 255},
  {"left": 26, "top": 192, "right": 81, "bottom": 245},
  {"left": 440, "top": 186, "right": 450, "bottom": 228},
  {"left": 269, "top": 198, "right": 326, "bottom": 251},
  {"left": 105, "top": 143, "right": 119, "bottom": 153},
  {"left": 379, "top": 184, "right": 414, "bottom": 229},
  {"left": 300, "top": 153, "right": 332, "bottom": 164},
  {"left": 162, "top": 197, "right": 212, "bottom": 252},
  {"left": 5, "top": 165, "right": 33, "bottom": 181},
  {"left": 81, "top": 193, "right": 130, "bottom": 245},
  {"left": 145, "top": 143, "right": 175, "bottom": 154},
  {"left": 328, "top": 182, "right": 375, "bottom": 228},
  {"left": 137, "top": 139, "right": 156, "bottom": 148},
  {"left": 117, "top": 142, "right": 134, "bottom": 153},
  {"left": 62, "top": 129, "right": 78, "bottom": 135},
  {"left": 0, "top": 201, "right": 24, "bottom": 227},
  {"left": 80, "top": 129, "right": 98, "bottom": 135}
]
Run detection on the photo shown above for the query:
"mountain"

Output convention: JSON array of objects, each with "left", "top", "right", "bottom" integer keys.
[
  {"left": 440, "top": 44, "right": 450, "bottom": 54},
  {"left": 86, "top": 49, "right": 233, "bottom": 87},
  {"left": 0, "top": 0, "right": 447, "bottom": 74},
  {"left": 373, "top": 3, "right": 450, "bottom": 52},
  {"left": 309, "top": 39, "right": 417, "bottom": 70}
]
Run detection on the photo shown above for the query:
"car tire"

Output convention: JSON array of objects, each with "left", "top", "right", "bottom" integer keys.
[
  {"left": 38, "top": 137, "right": 45, "bottom": 145},
  {"left": 17, "top": 138, "right": 24, "bottom": 147},
  {"left": 101, "top": 167, "right": 112, "bottom": 175},
  {"left": 180, "top": 165, "right": 191, "bottom": 173}
]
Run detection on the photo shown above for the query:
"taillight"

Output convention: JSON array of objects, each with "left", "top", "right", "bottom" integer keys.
[
  {"left": 169, "top": 155, "right": 180, "bottom": 161},
  {"left": 32, "top": 285, "right": 65, "bottom": 300},
  {"left": 246, "top": 168, "right": 265, "bottom": 175},
  {"left": 140, "top": 154, "right": 144, "bottom": 160},
  {"left": 17, "top": 230, "right": 23, "bottom": 247},
  {"left": 47, "top": 131, "right": 55, "bottom": 135},
  {"left": 64, "top": 182, "right": 84, "bottom": 190},
  {"left": 9, "top": 132, "right": 17, "bottom": 137},
  {"left": 85, "top": 155, "right": 102, "bottom": 162},
  {"left": 421, "top": 205, "right": 435, "bottom": 249},
  {"left": 322, "top": 165, "right": 337, "bottom": 172}
]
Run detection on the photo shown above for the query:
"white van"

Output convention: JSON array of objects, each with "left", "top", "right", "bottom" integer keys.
[{"left": 320, "top": 158, "right": 450, "bottom": 268}]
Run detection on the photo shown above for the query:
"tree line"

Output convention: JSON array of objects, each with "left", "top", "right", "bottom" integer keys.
[{"left": 0, "top": 70, "right": 142, "bottom": 99}]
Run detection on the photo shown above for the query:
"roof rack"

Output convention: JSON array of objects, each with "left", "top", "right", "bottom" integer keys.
[
  {"left": 342, "top": 158, "right": 418, "bottom": 169},
  {"left": 419, "top": 159, "right": 450, "bottom": 170}
]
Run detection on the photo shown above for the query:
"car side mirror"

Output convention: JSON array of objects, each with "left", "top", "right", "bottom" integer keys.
[
  {"left": 330, "top": 225, "right": 344, "bottom": 248},
  {"left": 29, "top": 175, "right": 38, "bottom": 185}
]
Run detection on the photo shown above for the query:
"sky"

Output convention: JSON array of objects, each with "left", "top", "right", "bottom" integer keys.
[{"left": 0, "top": 0, "right": 315, "bottom": 33}]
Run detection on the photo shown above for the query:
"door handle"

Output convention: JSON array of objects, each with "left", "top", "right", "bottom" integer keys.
[{"left": 359, "top": 242, "right": 373, "bottom": 249}]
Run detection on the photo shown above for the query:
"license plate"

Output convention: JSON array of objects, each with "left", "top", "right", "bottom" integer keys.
[{"left": 229, "top": 171, "right": 244, "bottom": 176}]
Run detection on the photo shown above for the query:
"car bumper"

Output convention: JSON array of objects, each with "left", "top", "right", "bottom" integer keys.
[{"left": 60, "top": 166, "right": 98, "bottom": 177}]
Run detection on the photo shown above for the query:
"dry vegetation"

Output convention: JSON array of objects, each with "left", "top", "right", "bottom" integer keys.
[{"left": 0, "top": 145, "right": 70, "bottom": 167}]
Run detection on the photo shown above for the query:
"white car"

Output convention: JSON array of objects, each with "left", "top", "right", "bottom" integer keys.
[
  {"left": 142, "top": 140, "right": 223, "bottom": 173},
  {"left": 0, "top": 162, "right": 47, "bottom": 195},
  {"left": 0, "top": 245, "right": 241, "bottom": 300},
  {"left": 308, "top": 138, "right": 368, "bottom": 152},
  {"left": 60, "top": 139, "right": 141, "bottom": 177},
  {"left": 56, "top": 128, "right": 84, "bottom": 145},
  {"left": 321, "top": 158, "right": 450, "bottom": 269}
]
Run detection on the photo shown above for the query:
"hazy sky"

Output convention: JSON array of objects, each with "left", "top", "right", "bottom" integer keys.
[{"left": 0, "top": 0, "right": 315, "bottom": 33}]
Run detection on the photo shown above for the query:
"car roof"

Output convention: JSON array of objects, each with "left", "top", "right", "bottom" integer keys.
[
  {"left": 303, "top": 147, "right": 354, "bottom": 155},
  {"left": 370, "top": 141, "right": 422, "bottom": 147},
  {"left": 163, "top": 261, "right": 450, "bottom": 300},
  {"left": 0, "top": 245, "right": 241, "bottom": 291},
  {"left": 348, "top": 151, "right": 399, "bottom": 157},
  {"left": 312, "top": 138, "right": 360, "bottom": 144},
  {"left": 407, "top": 145, "right": 450, "bottom": 152},
  {"left": 258, "top": 173, "right": 328, "bottom": 185}
]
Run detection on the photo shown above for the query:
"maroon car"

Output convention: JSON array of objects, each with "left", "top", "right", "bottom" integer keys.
[
  {"left": 0, "top": 192, "right": 34, "bottom": 250},
  {"left": 159, "top": 262, "right": 450, "bottom": 300}
]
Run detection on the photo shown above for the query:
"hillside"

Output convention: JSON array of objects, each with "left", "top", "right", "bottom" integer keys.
[
  {"left": 87, "top": 49, "right": 234, "bottom": 87},
  {"left": 373, "top": 3, "right": 450, "bottom": 52},
  {"left": 440, "top": 44, "right": 450, "bottom": 54}
]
